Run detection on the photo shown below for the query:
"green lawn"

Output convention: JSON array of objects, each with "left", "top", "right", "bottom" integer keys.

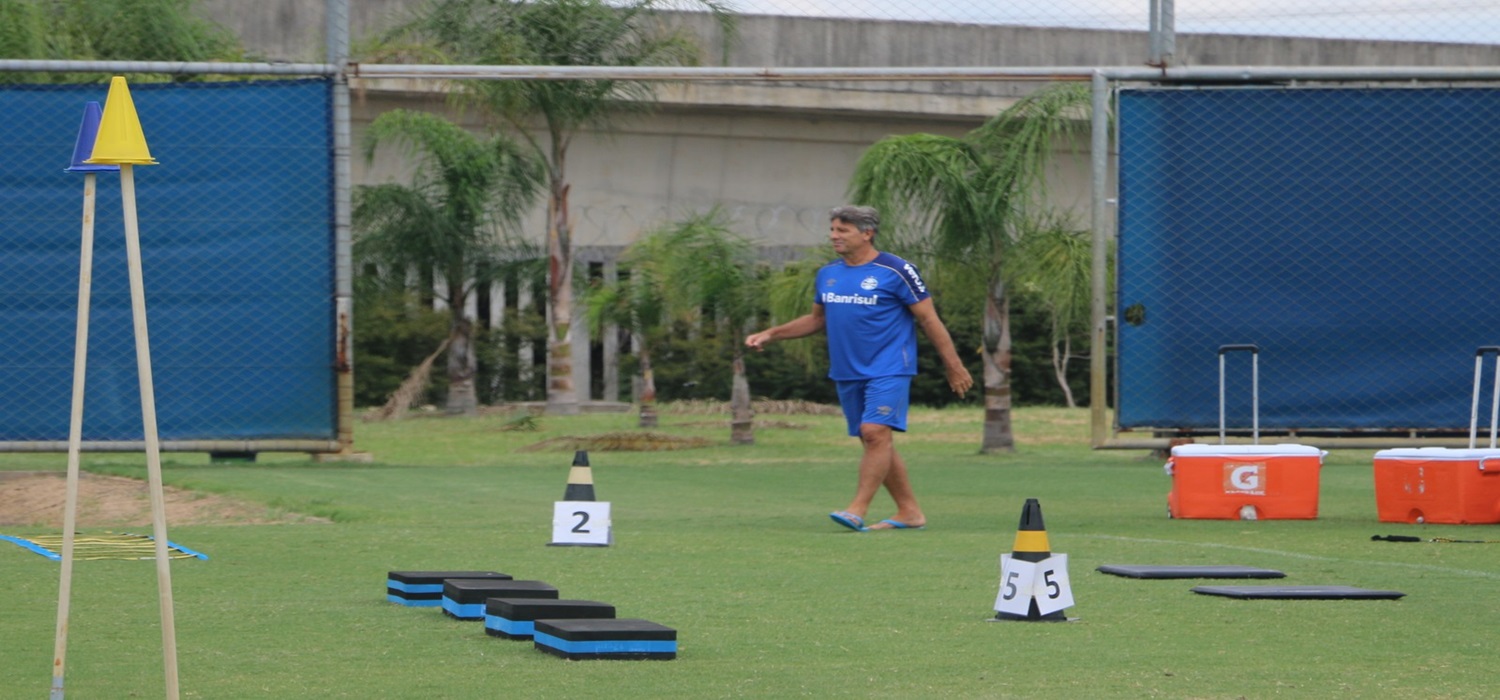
[{"left": 3, "top": 406, "right": 1496, "bottom": 698}]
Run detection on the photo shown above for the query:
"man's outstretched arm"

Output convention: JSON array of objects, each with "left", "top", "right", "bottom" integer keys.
[
  {"left": 910, "top": 298, "right": 973, "bottom": 396},
  {"left": 745, "top": 306, "right": 826, "bottom": 351}
]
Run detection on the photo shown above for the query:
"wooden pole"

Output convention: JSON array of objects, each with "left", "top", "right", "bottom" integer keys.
[
  {"left": 119, "top": 163, "right": 180, "bottom": 700},
  {"left": 50, "top": 171, "right": 98, "bottom": 700}
]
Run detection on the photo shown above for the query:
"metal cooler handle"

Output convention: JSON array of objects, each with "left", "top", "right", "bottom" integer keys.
[
  {"left": 1218, "top": 344, "right": 1260, "bottom": 446},
  {"left": 1472, "top": 346, "right": 1500, "bottom": 449}
]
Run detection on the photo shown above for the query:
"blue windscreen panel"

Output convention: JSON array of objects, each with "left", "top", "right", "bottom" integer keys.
[
  {"left": 1117, "top": 87, "right": 1500, "bottom": 433},
  {"left": 0, "top": 79, "right": 335, "bottom": 441}
]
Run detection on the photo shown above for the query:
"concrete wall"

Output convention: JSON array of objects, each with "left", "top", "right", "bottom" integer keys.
[
  {"left": 203, "top": 2, "right": 1500, "bottom": 73},
  {"left": 208, "top": 3, "right": 1500, "bottom": 248},
  {"left": 200, "top": 3, "right": 1500, "bottom": 120},
  {"left": 353, "top": 93, "right": 993, "bottom": 249}
]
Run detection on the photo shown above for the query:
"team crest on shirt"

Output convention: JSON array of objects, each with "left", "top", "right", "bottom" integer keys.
[{"left": 860, "top": 276, "right": 879, "bottom": 291}]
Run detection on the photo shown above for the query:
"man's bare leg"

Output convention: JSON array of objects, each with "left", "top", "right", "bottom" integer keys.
[
  {"left": 843, "top": 424, "right": 927, "bottom": 529},
  {"left": 866, "top": 447, "right": 925, "bottom": 529},
  {"left": 842, "top": 423, "right": 894, "bottom": 523}
]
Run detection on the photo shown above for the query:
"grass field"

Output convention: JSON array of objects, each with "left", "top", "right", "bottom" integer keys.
[{"left": 2, "top": 406, "right": 1497, "bottom": 698}]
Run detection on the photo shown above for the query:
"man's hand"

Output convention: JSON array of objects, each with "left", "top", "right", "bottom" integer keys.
[
  {"left": 745, "top": 313, "right": 822, "bottom": 352},
  {"left": 946, "top": 363, "right": 973, "bottom": 396},
  {"left": 744, "top": 330, "right": 774, "bottom": 351}
]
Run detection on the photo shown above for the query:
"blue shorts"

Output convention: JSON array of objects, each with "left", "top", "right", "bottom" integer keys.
[{"left": 835, "top": 376, "right": 912, "bottom": 437}]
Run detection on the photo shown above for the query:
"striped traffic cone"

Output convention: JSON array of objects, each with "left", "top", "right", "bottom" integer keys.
[
  {"left": 994, "top": 498, "right": 1070, "bottom": 622},
  {"left": 550, "top": 451, "right": 611, "bottom": 547},
  {"left": 563, "top": 450, "right": 596, "bottom": 501}
]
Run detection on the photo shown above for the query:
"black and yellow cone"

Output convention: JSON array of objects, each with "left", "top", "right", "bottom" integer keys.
[
  {"left": 995, "top": 498, "right": 1067, "bottom": 622},
  {"left": 562, "top": 450, "right": 596, "bottom": 501}
]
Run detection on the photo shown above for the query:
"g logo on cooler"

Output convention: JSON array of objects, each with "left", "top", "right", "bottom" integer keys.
[{"left": 1223, "top": 463, "right": 1265, "bottom": 495}]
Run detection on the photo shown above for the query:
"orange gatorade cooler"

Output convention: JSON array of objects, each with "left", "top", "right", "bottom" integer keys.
[
  {"left": 1164, "top": 344, "right": 1325, "bottom": 520},
  {"left": 1372, "top": 347, "right": 1500, "bottom": 524},
  {"left": 1166, "top": 444, "right": 1325, "bottom": 520},
  {"left": 1372, "top": 448, "right": 1500, "bottom": 524}
]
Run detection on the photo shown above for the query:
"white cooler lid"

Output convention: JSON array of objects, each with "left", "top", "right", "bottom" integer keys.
[
  {"left": 1375, "top": 447, "right": 1500, "bottom": 460},
  {"left": 1170, "top": 443, "right": 1322, "bottom": 457}
]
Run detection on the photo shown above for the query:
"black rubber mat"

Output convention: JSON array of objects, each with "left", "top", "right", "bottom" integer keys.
[
  {"left": 1096, "top": 564, "right": 1286, "bottom": 579},
  {"left": 1190, "top": 585, "right": 1405, "bottom": 600}
]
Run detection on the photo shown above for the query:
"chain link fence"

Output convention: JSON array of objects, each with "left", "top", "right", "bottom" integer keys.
[
  {"left": 4, "top": 1, "right": 1499, "bottom": 452},
  {"left": 0, "top": 78, "right": 337, "bottom": 448},
  {"left": 1115, "top": 85, "right": 1500, "bottom": 439}
]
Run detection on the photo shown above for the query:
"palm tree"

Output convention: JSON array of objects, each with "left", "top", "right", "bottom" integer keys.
[
  {"left": 587, "top": 208, "right": 763, "bottom": 442},
  {"left": 0, "top": 0, "right": 245, "bottom": 83},
  {"left": 353, "top": 109, "right": 544, "bottom": 415},
  {"left": 652, "top": 209, "right": 763, "bottom": 444},
  {"left": 371, "top": 0, "right": 734, "bottom": 415},
  {"left": 584, "top": 232, "right": 670, "bottom": 428},
  {"left": 849, "top": 84, "right": 1092, "bottom": 453},
  {"left": 0, "top": 1, "right": 48, "bottom": 70},
  {"left": 1011, "top": 216, "right": 1101, "bottom": 408}
]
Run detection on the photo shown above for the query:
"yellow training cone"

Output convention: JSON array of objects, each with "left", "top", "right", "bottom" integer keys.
[
  {"left": 86, "top": 76, "right": 157, "bottom": 165},
  {"left": 993, "top": 498, "right": 1072, "bottom": 622}
]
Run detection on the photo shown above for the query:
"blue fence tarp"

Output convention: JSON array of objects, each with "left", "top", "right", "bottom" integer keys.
[
  {"left": 1117, "top": 87, "right": 1500, "bottom": 431},
  {"left": 0, "top": 79, "right": 335, "bottom": 441}
]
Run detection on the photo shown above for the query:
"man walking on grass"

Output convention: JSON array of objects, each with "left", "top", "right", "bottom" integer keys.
[{"left": 745, "top": 205, "right": 972, "bottom": 531}]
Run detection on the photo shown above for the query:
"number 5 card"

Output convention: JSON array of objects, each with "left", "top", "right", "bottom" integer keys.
[{"left": 994, "top": 553, "right": 1074, "bottom": 616}]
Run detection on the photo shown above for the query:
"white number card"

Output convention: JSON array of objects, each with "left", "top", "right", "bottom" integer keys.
[
  {"left": 551, "top": 501, "right": 611, "bottom": 546},
  {"left": 994, "top": 553, "right": 1073, "bottom": 616}
]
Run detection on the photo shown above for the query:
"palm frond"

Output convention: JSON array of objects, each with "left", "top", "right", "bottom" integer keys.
[
  {"left": 849, "top": 133, "right": 983, "bottom": 244},
  {"left": 761, "top": 256, "right": 822, "bottom": 367},
  {"left": 381, "top": 0, "right": 734, "bottom": 136},
  {"left": 363, "top": 109, "right": 543, "bottom": 232},
  {"left": 764, "top": 255, "right": 819, "bottom": 323},
  {"left": 652, "top": 208, "right": 761, "bottom": 326},
  {"left": 847, "top": 83, "right": 1095, "bottom": 275},
  {"left": 353, "top": 109, "right": 545, "bottom": 312},
  {"left": 971, "top": 83, "right": 1091, "bottom": 212},
  {"left": 366, "top": 337, "right": 451, "bottom": 422}
]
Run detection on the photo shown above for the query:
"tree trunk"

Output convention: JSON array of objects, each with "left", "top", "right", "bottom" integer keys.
[
  {"left": 545, "top": 180, "right": 580, "bottom": 415},
  {"left": 729, "top": 349, "right": 754, "bottom": 445},
  {"left": 445, "top": 317, "right": 478, "bottom": 416},
  {"left": 1051, "top": 328, "right": 1077, "bottom": 409},
  {"left": 638, "top": 345, "right": 658, "bottom": 428},
  {"left": 980, "top": 277, "right": 1015, "bottom": 453}
]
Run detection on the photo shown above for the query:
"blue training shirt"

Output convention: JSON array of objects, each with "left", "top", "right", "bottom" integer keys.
[{"left": 815, "top": 252, "right": 931, "bottom": 380}]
